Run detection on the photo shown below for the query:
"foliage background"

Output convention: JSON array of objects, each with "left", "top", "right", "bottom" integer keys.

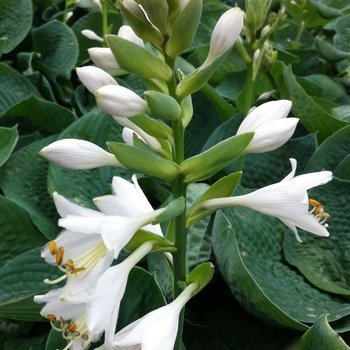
[{"left": 0, "top": 0, "right": 350, "bottom": 348}]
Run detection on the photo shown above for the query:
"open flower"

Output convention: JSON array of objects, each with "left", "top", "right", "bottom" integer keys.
[
  {"left": 40, "top": 139, "right": 123, "bottom": 170},
  {"left": 112, "top": 283, "right": 198, "bottom": 350},
  {"left": 236, "top": 100, "right": 298, "bottom": 153},
  {"left": 42, "top": 192, "right": 113, "bottom": 296},
  {"left": 201, "top": 158, "right": 332, "bottom": 242},
  {"left": 95, "top": 85, "right": 149, "bottom": 118},
  {"left": 58, "top": 175, "right": 164, "bottom": 258}
]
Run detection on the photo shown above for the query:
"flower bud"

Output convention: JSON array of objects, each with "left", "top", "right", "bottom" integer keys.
[
  {"left": 118, "top": 25, "right": 144, "bottom": 47},
  {"left": 144, "top": 91, "right": 182, "bottom": 120},
  {"left": 88, "top": 48, "right": 124, "bottom": 75},
  {"left": 96, "top": 85, "right": 149, "bottom": 117},
  {"left": 81, "top": 29, "right": 103, "bottom": 42},
  {"left": 40, "top": 139, "right": 123, "bottom": 169},
  {"left": 76, "top": 66, "right": 118, "bottom": 94},
  {"left": 203, "top": 7, "right": 243, "bottom": 66}
]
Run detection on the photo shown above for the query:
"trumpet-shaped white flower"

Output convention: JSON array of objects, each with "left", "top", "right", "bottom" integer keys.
[
  {"left": 77, "top": 66, "right": 118, "bottom": 95},
  {"left": 96, "top": 85, "right": 149, "bottom": 118},
  {"left": 42, "top": 192, "right": 113, "bottom": 296},
  {"left": 86, "top": 241, "right": 154, "bottom": 349},
  {"left": 112, "top": 283, "right": 198, "bottom": 350},
  {"left": 202, "top": 158, "right": 332, "bottom": 242},
  {"left": 202, "top": 7, "right": 243, "bottom": 67},
  {"left": 59, "top": 175, "right": 164, "bottom": 258},
  {"left": 34, "top": 294, "right": 100, "bottom": 350},
  {"left": 236, "top": 100, "right": 298, "bottom": 153},
  {"left": 40, "top": 139, "right": 123, "bottom": 170}
]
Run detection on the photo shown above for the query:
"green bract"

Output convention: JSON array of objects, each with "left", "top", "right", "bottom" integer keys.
[
  {"left": 181, "top": 132, "right": 254, "bottom": 182},
  {"left": 106, "top": 35, "right": 172, "bottom": 81},
  {"left": 145, "top": 91, "right": 182, "bottom": 120}
]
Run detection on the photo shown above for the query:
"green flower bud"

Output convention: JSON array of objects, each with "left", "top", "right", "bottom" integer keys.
[
  {"left": 117, "top": 0, "right": 164, "bottom": 46},
  {"left": 144, "top": 91, "right": 182, "bottom": 120},
  {"left": 141, "top": 0, "right": 169, "bottom": 35},
  {"left": 165, "top": 0, "right": 203, "bottom": 59}
]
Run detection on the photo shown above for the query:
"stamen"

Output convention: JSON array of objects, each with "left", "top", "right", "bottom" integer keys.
[
  {"left": 44, "top": 274, "right": 67, "bottom": 284},
  {"left": 56, "top": 246, "right": 65, "bottom": 265},
  {"left": 49, "top": 241, "right": 57, "bottom": 255},
  {"left": 62, "top": 339, "right": 75, "bottom": 350},
  {"left": 66, "top": 259, "right": 75, "bottom": 271},
  {"left": 67, "top": 323, "right": 77, "bottom": 333},
  {"left": 70, "top": 267, "right": 86, "bottom": 274},
  {"left": 47, "top": 314, "right": 56, "bottom": 322},
  {"left": 309, "top": 198, "right": 330, "bottom": 227}
]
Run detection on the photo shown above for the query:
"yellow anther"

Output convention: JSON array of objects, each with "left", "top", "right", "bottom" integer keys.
[
  {"left": 67, "top": 323, "right": 77, "bottom": 333},
  {"left": 66, "top": 259, "right": 75, "bottom": 271},
  {"left": 309, "top": 199, "right": 320, "bottom": 207},
  {"left": 81, "top": 334, "right": 89, "bottom": 341},
  {"left": 309, "top": 198, "right": 330, "bottom": 226},
  {"left": 56, "top": 246, "right": 65, "bottom": 266},
  {"left": 71, "top": 331, "right": 81, "bottom": 338},
  {"left": 47, "top": 314, "right": 57, "bottom": 322},
  {"left": 49, "top": 241, "right": 57, "bottom": 255},
  {"left": 70, "top": 267, "right": 86, "bottom": 274}
]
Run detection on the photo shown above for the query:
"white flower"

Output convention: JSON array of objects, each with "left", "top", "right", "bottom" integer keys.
[
  {"left": 85, "top": 241, "right": 154, "bottom": 349},
  {"left": 81, "top": 29, "right": 104, "bottom": 42},
  {"left": 40, "top": 139, "right": 123, "bottom": 170},
  {"left": 59, "top": 175, "right": 164, "bottom": 258},
  {"left": 96, "top": 85, "right": 149, "bottom": 118},
  {"left": 112, "top": 283, "right": 198, "bottom": 350},
  {"left": 236, "top": 100, "right": 298, "bottom": 153},
  {"left": 202, "top": 7, "right": 243, "bottom": 67},
  {"left": 201, "top": 158, "right": 332, "bottom": 242},
  {"left": 42, "top": 192, "right": 113, "bottom": 296},
  {"left": 34, "top": 294, "right": 100, "bottom": 350},
  {"left": 77, "top": 66, "right": 118, "bottom": 94}
]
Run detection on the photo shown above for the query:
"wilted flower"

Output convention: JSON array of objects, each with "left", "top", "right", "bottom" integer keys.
[
  {"left": 201, "top": 158, "right": 332, "bottom": 242},
  {"left": 236, "top": 100, "right": 298, "bottom": 153},
  {"left": 40, "top": 139, "right": 123, "bottom": 170}
]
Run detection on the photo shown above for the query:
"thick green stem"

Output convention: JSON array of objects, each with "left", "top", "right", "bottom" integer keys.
[{"left": 165, "top": 56, "right": 188, "bottom": 350}]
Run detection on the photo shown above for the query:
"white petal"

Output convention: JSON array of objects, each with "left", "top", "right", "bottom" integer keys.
[
  {"left": 88, "top": 47, "right": 124, "bottom": 74},
  {"left": 118, "top": 25, "right": 144, "bottom": 47},
  {"left": 81, "top": 29, "right": 104, "bottom": 42},
  {"left": 281, "top": 158, "right": 297, "bottom": 182},
  {"left": 53, "top": 192, "right": 103, "bottom": 218},
  {"left": 289, "top": 171, "right": 333, "bottom": 190},
  {"left": 237, "top": 100, "right": 292, "bottom": 134}
]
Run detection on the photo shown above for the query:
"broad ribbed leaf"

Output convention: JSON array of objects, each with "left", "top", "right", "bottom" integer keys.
[{"left": 0, "top": 125, "right": 18, "bottom": 167}]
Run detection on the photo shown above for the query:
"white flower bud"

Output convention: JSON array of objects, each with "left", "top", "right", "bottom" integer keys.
[
  {"left": 81, "top": 29, "right": 104, "bottom": 42},
  {"left": 88, "top": 48, "right": 124, "bottom": 75},
  {"left": 118, "top": 25, "right": 144, "bottom": 47},
  {"left": 40, "top": 139, "right": 123, "bottom": 169},
  {"left": 203, "top": 7, "right": 244, "bottom": 67},
  {"left": 76, "top": 66, "right": 118, "bottom": 94},
  {"left": 96, "top": 85, "right": 149, "bottom": 118}
]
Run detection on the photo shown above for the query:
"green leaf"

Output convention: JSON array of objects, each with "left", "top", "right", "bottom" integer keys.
[
  {"left": 116, "top": 267, "right": 166, "bottom": 331},
  {"left": 186, "top": 173, "right": 242, "bottom": 227},
  {"left": 283, "top": 178, "right": 350, "bottom": 296},
  {"left": 300, "top": 314, "right": 350, "bottom": 350},
  {"left": 0, "top": 125, "right": 18, "bottom": 167},
  {"left": 107, "top": 142, "right": 180, "bottom": 182},
  {"left": 334, "top": 28, "right": 350, "bottom": 52},
  {"left": 45, "top": 329, "right": 66, "bottom": 350},
  {"left": 0, "top": 248, "right": 60, "bottom": 321},
  {"left": 305, "top": 124, "right": 350, "bottom": 181},
  {"left": 106, "top": 35, "right": 172, "bottom": 81},
  {"left": 47, "top": 109, "right": 133, "bottom": 209},
  {"left": 271, "top": 61, "right": 348, "bottom": 143},
  {"left": 4, "top": 333, "right": 48, "bottom": 350},
  {"left": 0, "top": 63, "right": 41, "bottom": 114},
  {"left": 0, "top": 0, "right": 32, "bottom": 54},
  {"left": 315, "top": 37, "right": 350, "bottom": 63},
  {"left": 0, "top": 95, "right": 77, "bottom": 136},
  {"left": 0, "top": 136, "right": 60, "bottom": 240},
  {"left": 186, "top": 262, "right": 214, "bottom": 296},
  {"left": 32, "top": 21, "right": 78, "bottom": 79},
  {"left": 212, "top": 205, "right": 350, "bottom": 329},
  {"left": 0, "top": 196, "right": 47, "bottom": 267},
  {"left": 181, "top": 132, "right": 254, "bottom": 183}
]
